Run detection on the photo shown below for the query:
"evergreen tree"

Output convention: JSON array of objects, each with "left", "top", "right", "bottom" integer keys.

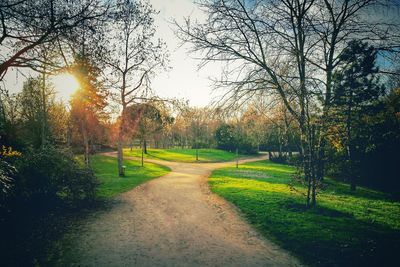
[{"left": 331, "top": 40, "right": 384, "bottom": 191}]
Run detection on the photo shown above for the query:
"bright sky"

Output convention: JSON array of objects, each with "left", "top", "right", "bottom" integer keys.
[
  {"left": 3, "top": 1, "right": 398, "bottom": 106},
  {"left": 148, "top": 0, "right": 222, "bottom": 107},
  {"left": 2, "top": 0, "right": 221, "bottom": 107}
]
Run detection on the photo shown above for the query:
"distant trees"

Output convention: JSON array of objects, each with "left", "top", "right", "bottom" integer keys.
[
  {"left": 215, "top": 124, "right": 236, "bottom": 152},
  {"left": 2, "top": 77, "right": 69, "bottom": 148},
  {"left": 170, "top": 106, "right": 218, "bottom": 150},
  {"left": 127, "top": 102, "right": 173, "bottom": 156},
  {"left": 214, "top": 119, "right": 258, "bottom": 154}
]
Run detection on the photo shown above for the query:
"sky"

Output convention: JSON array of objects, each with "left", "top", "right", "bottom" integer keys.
[
  {"left": 148, "top": 0, "right": 222, "bottom": 107},
  {"left": 2, "top": 0, "right": 221, "bottom": 108},
  {"left": 3, "top": 1, "right": 399, "bottom": 106}
]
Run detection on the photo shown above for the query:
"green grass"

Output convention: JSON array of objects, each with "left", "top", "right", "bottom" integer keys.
[
  {"left": 88, "top": 154, "right": 170, "bottom": 198},
  {"left": 209, "top": 160, "right": 400, "bottom": 267},
  {"left": 124, "top": 148, "right": 252, "bottom": 163}
]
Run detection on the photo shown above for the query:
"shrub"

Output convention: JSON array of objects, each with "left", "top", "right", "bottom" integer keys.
[
  {"left": 0, "top": 160, "right": 16, "bottom": 209},
  {"left": 13, "top": 146, "right": 98, "bottom": 205}
]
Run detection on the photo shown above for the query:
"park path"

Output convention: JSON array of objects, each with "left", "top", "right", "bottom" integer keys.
[{"left": 56, "top": 152, "right": 302, "bottom": 267}]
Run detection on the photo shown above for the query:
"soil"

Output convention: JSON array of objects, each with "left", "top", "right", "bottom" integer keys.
[{"left": 53, "top": 153, "right": 303, "bottom": 267}]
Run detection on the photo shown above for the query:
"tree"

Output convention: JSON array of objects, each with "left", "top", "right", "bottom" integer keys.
[
  {"left": 101, "top": 0, "right": 168, "bottom": 176},
  {"left": 215, "top": 123, "right": 236, "bottom": 152},
  {"left": 126, "top": 102, "right": 173, "bottom": 165},
  {"left": 0, "top": 0, "right": 107, "bottom": 80},
  {"left": 18, "top": 77, "right": 55, "bottom": 147},
  {"left": 176, "top": 0, "right": 399, "bottom": 207},
  {"left": 70, "top": 55, "right": 107, "bottom": 166},
  {"left": 176, "top": 0, "right": 319, "bottom": 206},
  {"left": 330, "top": 40, "right": 384, "bottom": 191}
]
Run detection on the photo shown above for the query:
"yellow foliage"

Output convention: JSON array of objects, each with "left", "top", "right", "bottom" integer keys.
[{"left": 1, "top": 145, "right": 22, "bottom": 158}]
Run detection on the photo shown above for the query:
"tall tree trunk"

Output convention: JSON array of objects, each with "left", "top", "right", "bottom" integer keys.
[
  {"left": 41, "top": 67, "right": 47, "bottom": 148},
  {"left": 141, "top": 141, "right": 144, "bottom": 167},
  {"left": 236, "top": 147, "right": 239, "bottom": 168},
  {"left": 143, "top": 139, "right": 147, "bottom": 154},
  {"left": 196, "top": 143, "right": 199, "bottom": 161},
  {"left": 347, "top": 90, "right": 356, "bottom": 191},
  {"left": 310, "top": 125, "right": 317, "bottom": 208},
  {"left": 117, "top": 105, "right": 126, "bottom": 177},
  {"left": 348, "top": 143, "right": 356, "bottom": 191},
  {"left": 82, "top": 122, "right": 90, "bottom": 166}
]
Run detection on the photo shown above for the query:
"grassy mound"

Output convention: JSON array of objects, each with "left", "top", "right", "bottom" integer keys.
[{"left": 209, "top": 160, "right": 400, "bottom": 267}]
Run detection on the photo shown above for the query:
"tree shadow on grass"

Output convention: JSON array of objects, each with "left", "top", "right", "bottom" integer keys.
[
  {"left": 0, "top": 198, "right": 116, "bottom": 266},
  {"left": 267, "top": 199, "right": 400, "bottom": 267},
  {"left": 284, "top": 202, "right": 354, "bottom": 218},
  {"left": 219, "top": 188, "right": 400, "bottom": 267}
]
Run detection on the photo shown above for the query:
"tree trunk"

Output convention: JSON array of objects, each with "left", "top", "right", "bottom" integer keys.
[
  {"left": 236, "top": 147, "right": 239, "bottom": 169},
  {"left": 347, "top": 89, "right": 356, "bottom": 191},
  {"left": 117, "top": 105, "right": 126, "bottom": 177},
  {"left": 82, "top": 123, "right": 90, "bottom": 166},
  {"left": 41, "top": 69, "right": 47, "bottom": 148},
  {"left": 144, "top": 139, "right": 147, "bottom": 154},
  {"left": 141, "top": 143, "right": 144, "bottom": 167},
  {"left": 302, "top": 124, "right": 317, "bottom": 208},
  {"left": 310, "top": 125, "right": 317, "bottom": 208}
]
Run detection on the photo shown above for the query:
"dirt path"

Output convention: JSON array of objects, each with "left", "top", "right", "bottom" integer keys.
[{"left": 56, "top": 153, "right": 302, "bottom": 267}]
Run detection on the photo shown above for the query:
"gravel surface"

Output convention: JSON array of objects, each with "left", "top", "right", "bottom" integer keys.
[{"left": 55, "top": 153, "right": 303, "bottom": 267}]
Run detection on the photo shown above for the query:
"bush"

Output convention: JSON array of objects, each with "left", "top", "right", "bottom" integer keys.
[
  {"left": 0, "top": 160, "right": 16, "bottom": 209},
  {"left": 13, "top": 146, "right": 98, "bottom": 204},
  {"left": 215, "top": 123, "right": 258, "bottom": 154},
  {"left": 270, "top": 154, "right": 301, "bottom": 166}
]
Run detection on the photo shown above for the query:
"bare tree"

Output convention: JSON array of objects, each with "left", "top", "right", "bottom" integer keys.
[
  {"left": 0, "top": 0, "right": 108, "bottom": 80},
  {"left": 102, "top": 0, "right": 168, "bottom": 176},
  {"left": 176, "top": 0, "right": 399, "bottom": 207}
]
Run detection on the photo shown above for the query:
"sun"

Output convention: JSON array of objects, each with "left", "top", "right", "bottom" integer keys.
[{"left": 51, "top": 73, "right": 80, "bottom": 99}]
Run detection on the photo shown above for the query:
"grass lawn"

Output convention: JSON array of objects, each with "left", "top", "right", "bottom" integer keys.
[
  {"left": 88, "top": 154, "right": 170, "bottom": 198},
  {"left": 209, "top": 160, "right": 400, "bottom": 267},
  {"left": 124, "top": 148, "right": 252, "bottom": 163}
]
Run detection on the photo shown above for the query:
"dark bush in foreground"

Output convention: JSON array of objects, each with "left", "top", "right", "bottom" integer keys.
[{"left": 12, "top": 147, "right": 98, "bottom": 205}]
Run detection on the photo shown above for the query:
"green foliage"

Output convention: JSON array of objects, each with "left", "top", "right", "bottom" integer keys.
[
  {"left": 1, "top": 77, "right": 69, "bottom": 149},
  {"left": 327, "top": 40, "right": 389, "bottom": 190},
  {"left": 326, "top": 41, "right": 400, "bottom": 192},
  {"left": 124, "top": 148, "right": 250, "bottom": 162},
  {"left": 86, "top": 154, "right": 170, "bottom": 198},
  {"left": 333, "top": 41, "right": 383, "bottom": 109},
  {"left": 215, "top": 123, "right": 258, "bottom": 154},
  {"left": 0, "top": 160, "right": 16, "bottom": 207},
  {"left": 14, "top": 147, "right": 97, "bottom": 203},
  {"left": 215, "top": 123, "right": 236, "bottom": 151},
  {"left": 210, "top": 160, "right": 400, "bottom": 267},
  {"left": 354, "top": 88, "right": 400, "bottom": 192}
]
